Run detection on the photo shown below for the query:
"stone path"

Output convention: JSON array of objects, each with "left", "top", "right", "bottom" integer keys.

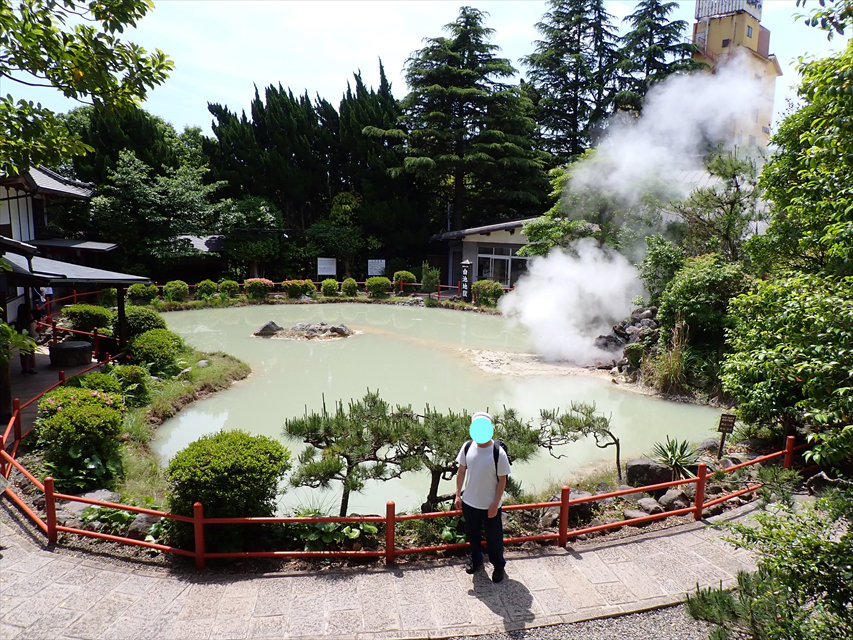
[{"left": 0, "top": 503, "right": 758, "bottom": 640}]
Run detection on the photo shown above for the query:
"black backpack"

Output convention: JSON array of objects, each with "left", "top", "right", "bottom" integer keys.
[{"left": 463, "top": 438, "right": 510, "bottom": 477}]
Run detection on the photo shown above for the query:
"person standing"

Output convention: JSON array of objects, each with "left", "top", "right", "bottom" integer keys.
[
  {"left": 454, "top": 412, "right": 510, "bottom": 583},
  {"left": 14, "top": 306, "right": 37, "bottom": 374}
]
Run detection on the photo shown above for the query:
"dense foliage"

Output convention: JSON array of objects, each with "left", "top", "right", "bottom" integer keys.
[
  {"left": 127, "top": 328, "right": 185, "bottom": 376},
  {"left": 162, "top": 280, "right": 189, "bottom": 302},
  {"left": 61, "top": 304, "right": 114, "bottom": 333},
  {"left": 365, "top": 276, "right": 392, "bottom": 298},
  {"left": 472, "top": 279, "right": 505, "bottom": 307},
  {"left": 119, "top": 306, "right": 166, "bottom": 339},
  {"left": 165, "top": 430, "right": 291, "bottom": 550}
]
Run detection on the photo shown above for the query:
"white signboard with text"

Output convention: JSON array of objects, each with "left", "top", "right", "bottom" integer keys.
[
  {"left": 367, "top": 259, "right": 386, "bottom": 277},
  {"left": 317, "top": 258, "right": 337, "bottom": 277}
]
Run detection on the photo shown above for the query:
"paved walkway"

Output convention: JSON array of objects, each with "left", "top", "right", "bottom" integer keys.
[{"left": 0, "top": 503, "right": 759, "bottom": 640}]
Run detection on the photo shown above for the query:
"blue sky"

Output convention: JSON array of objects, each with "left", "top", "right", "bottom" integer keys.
[{"left": 5, "top": 1, "right": 849, "bottom": 135}]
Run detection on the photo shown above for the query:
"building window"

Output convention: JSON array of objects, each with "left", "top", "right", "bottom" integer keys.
[
  {"left": 722, "top": 38, "right": 730, "bottom": 47},
  {"left": 477, "top": 245, "right": 528, "bottom": 287},
  {"left": 747, "top": 25, "right": 753, "bottom": 38}
]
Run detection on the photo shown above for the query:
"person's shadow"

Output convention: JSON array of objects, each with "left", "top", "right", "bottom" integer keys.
[{"left": 467, "top": 568, "right": 535, "bottom": 630}]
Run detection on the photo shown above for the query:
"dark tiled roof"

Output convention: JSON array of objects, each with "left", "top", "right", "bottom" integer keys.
[
  {"left": 2, "top": 252, "right": 149, "bottom": 285},
  {"left": 0, "top": 166, "right": 94, "bottom": 198},
  {"left": 31, "top": 238, "right": 118, "bottom": 252},
  {"left": 431, "top": 218, "right": 538, "bottom": 242}
]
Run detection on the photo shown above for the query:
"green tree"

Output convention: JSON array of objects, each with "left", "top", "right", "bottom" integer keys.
[
  {"left": 637, "top": 234, "right": 684, "bottom": 304},
  {"left": 283, "top": 392, "right": 423, "bottom": 516},
  {"left": 0, "top": 0, "right": 172, "bottom": 174},
  {"left": 673, "top": 150, "right": 764, "bottom": 263},
  {"left": 218, "top": 196, "right": 285, "bottom": 279},
  {"left": 401, "top": 6, "right": 548, "bottom": 230},
  {"left": 721, "top": 274, "right": 853, "bottom": 465},
  {"left": 522, "top": 0, "right": 620, "bottom": 163},
  {"left": 306, "top": 192, "right": 373, "bottom": 277},
  {"left": 751, "top": 40, "right": 853, "bottom": 277},
  {"left": 615, "top": 0, "right": 703, "bottom": 112}
]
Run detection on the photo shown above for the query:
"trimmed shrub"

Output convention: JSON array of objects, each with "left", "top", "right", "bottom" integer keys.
[
  {"left": 195, "top": 279, "right": 218, "bottom": 298},
  {"left": 283, "top": 280, "right": 302, "bottom": 299},
  {"left": 472, "top": 279, "right": 504, "bottom": 307},
  {"left": 127, "top": 282, "right": 158, "bottom": 303},
  {"left": 99, "top": 288, "right": 118, "bottom": 307},
  {"left": 302, "top": 280, "right": 316, "bottom": 297},
  {"left": 127, "top": 328, "right": 185, "bottom": 377},
  {"left": 37, "top": 404, "right": 124, "bottom": 492},
  {"left": 245, "top": 278, "right": 274, "bottom": 300},
  {"left": 165, "top": 430, "right": 292, "bottom": 551},
  {"left": 62, "top": 304, "right": 114, "bottom": 332},
  {"left": 163, "top": 280, "right": 189, "bottom": 302},
  {"left": 341, "top": 278, "right": 358, "bottom": 297},
  {"left": 112, "top": 364, "right": 150, "bottom": 406},
  {"left": 321, "top": 279, "right": 339, "bottom": 297},
  {"left": 67, "top": 371, "right": 123, "bottom": 395},
  {"left": 392, "top": 270, "right": 416, "bottom": 295},
  {"left": 118, "top": 306, "right": 167, "bottom": 340},
  {"left": 420, "top": 261, "right": 440, "bottom": 295},
  {"left": 366, "top": 276, "right": 392, "bottom": 298},
  {"left": 37, "top": 386, "right": 125, "bottom": 420},
  {"left": 219, "top": 279, "right": 240, "bottom": 298}
]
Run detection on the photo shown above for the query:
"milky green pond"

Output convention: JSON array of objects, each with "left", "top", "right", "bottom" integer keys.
[{"left": 155, "top": 303, "right": 721, "bottom": 514}]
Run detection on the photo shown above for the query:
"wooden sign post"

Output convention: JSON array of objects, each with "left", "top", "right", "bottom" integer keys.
[{"left": 717, "top": 413, "right": 736, "bottom": 459}]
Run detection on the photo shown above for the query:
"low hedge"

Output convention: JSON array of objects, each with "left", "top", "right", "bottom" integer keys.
[
  {"left": 62, "top": 304, "right": 114, "bottom": 333},
  {"left": 472, "top": 279, "right": 504, "bottom": 307},
  {"left": 366, "top": 276, "right": 392, "bottom": 298},
  {"left": 118, "top": 306, "right": 167, "bottom": 339},
  {"left": 112, "top": 364, "right": 151, "bottom": 406},
  {"left": 127, "top": 328, "right": 185, "bottom": 376},
  {"left": 245, "top": 278, "right": 274, "bottom": 300},
  {"left": 67, "top": 371, "right": 123, "bottom": 395},
  {"left": 165, "top": 430, "right": 292, "bottom": 551},
  {"left": 392, "top": 270, "right": 416, "bottom": 294},
  {"left": 219, "top": 280, "right": 240, "bottom": 298},
  {"left": 163, "top": 280, "right": 190, "bottom": 302},
  {"left": 341, "top": 278, "right": 358, "bottom": 297},
  {"left": 37, "top": 386, "right": 125, "bottom": 420},
  {"left": 321, "top": 279, "right": 339, "bottom": 297},
  {"left": 195, "top": 279, "right": 218, "bottom": 298},
  {"left": 127, "top": 283, "right": 159, "bottom": 303}
]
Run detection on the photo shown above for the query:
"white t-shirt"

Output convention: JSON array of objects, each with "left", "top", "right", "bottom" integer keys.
[{"left": 456, "top": 440, "right": 511, "bottom": 510}]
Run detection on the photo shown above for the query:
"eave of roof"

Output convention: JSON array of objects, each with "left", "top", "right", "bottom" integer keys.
[
  {"left": 2, "top": 253, "right": 150, "bottom": 285},
  {"left": 0, "top": 166, "right": 94, "bottom": 199},
  {"left": 31, "top": 238, "right": 119, "bottom": 253},
  {"left": 431, "top": 218, "right": 538, "bottom": 242}
]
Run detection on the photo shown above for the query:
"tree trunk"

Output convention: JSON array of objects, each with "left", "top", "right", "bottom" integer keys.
[
  {"left": 422, "top": 469, "right": 443, "bottom": 513},
  {"left": 615, "top": 438, "right": 622, "bottom": 483},
  {"left": 339, "top": 487, "right": 350, "bottom": 517}
]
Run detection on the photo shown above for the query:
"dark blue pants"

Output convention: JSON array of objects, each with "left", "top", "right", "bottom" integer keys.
[{"left": 461, "top": 501, "right": 505, "bottom": 569}]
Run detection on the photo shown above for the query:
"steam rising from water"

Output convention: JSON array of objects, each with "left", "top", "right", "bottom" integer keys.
[
  {"left": 501, "top": 58, "right": 764, "bottom": 364},
  {"left": 499, "top": 239, "right": 642, "bottom": 364}
]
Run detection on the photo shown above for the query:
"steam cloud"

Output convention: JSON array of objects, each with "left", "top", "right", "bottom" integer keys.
[{"left": 502, "top": 56, "right": 765, "bottom": 364}]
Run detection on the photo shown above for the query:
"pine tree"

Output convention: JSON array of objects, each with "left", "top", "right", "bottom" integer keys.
[
  {"left": 522, "top": 0, "right": 620, "bottom": 164},
  {"left": 401, "top": 6, "right": 548, "bottom": 229},
  {"left": 616, "top": 0, "right": 704, "bottom": 113}
]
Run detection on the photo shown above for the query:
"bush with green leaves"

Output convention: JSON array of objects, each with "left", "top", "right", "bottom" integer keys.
[
  {"left": 118, "top": 306, "right": 167, "bottom": 339},
  {"left": 365, "top": 276, "right": 392, "bottom": 298},
  {"left": 282, "top": 507, "right": 379, "bottom": 552},
  {"left": 99, "top": 288, "right": 117, "bottom": 307},
  {"left": 67, "top": 371, "right": 123, "bottom": 395},
  {"left": 341, "top": 277, "right": 358, "bottom": 297},
  {"left": 195, "top": 279, "right": 218, "bottom": 298},
  {"left": 244, "top": 278, "right": 274, "bottom": 300},
  {"left": 638, "top": 235, "right": 684, "bottom": 304},
  {"left": 112, "top": 364, "right": 150, "bottom": 406},
  {"left": 302, "top": 280, "right": 317, "bottom": 296},
  {"left": 37, "top": 386, "right": 125, "bottom": 420},
  {"left": 37, "top": 403, "right": 125, "bottom": 492},
  {"left": 420, "top": 261, "right": 440, "bottom": 294},
  {"left": 126, "top": 282, "right": 158, "bottom": 303},
  {"left": 219, "top": 279, "right": 240, "bottom": 298},
  {"left": 320, "top": 278, "right": 339, "bottom": 297},
  {"left": 657, "top": 254, "right": 751, "bottom": 348},
  {"left": 61, "top": 304, "right": 114, "bottom": 333},
  {"left": 624, "top": 343, "right": 645, "bottom": 368},
  {"left": 162, "top": 280, "right": 189, "bottom": 302},
  {"left": 651, "top": 436, "right": 698, "bottom": 481},
  {"left": 165, "top": 430, "right": 292, "bottom": 551},
  {"left": 472, "top": 279, "right": 504, "bottom": 307},
  {"left": 127, "top": 328, "right": 185, "bottom": 377},
  {"left": 392, "top": 270, "right": 416, "bottom": 294}
]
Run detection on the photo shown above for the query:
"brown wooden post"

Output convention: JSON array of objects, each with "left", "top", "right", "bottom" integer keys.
[
  {"left": 558, "top": 486, "right": 570, "bottom": 548},
  {"left": 783, "top": 435, "right": 796, "bottom": 469},
  {"left": 115, "top": 286, "right": 127, "bottom": 348},
  {"left": 194, "top": 502, "right": 206, "bottom": 570},
  {"left": 11, "top": 398, "right": 21, "bottom": 443},
  {"left": 92, "top": 328, "right": 100, "bottom": 361},
  {"left": 694, "top": 463, "right": 707, "bottom": 521},
  {"left": 59, "top": 370, "right": 65, "bottom": 383},
  {"left": 44, "top": 476, "right": 58, "bottom": 544},
  {"left": 385, "top": 501, "right": 396, "bottom": 565},
  {"left": 51, "top": 320, "right": 57, "bottom": 344},
  {"left": 72, "top": 289, "right": 77, "bottom": 304}
]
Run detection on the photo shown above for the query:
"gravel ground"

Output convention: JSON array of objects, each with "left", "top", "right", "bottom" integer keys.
[{"left": 444, "top": 605, "right": 713, "bottom": 640}]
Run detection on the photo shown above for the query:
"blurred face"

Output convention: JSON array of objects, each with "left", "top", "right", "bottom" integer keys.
[{"left": 470, "top": 413, "right": 494, "bottom": 443}]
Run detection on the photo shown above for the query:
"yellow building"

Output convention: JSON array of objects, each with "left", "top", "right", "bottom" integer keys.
[{"left": 692, "top": 0, "right": 782, "bottom": 149}]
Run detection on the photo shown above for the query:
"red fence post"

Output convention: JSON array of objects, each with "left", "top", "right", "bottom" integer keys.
[
  {"left": 457, "top": 281, "right": 461, "bottom": 297},
  {"left": 558, "top": 486, "right": 570, "bottom": 548},
  {"left": 12, "top": 399, "right": 21, "bottom": 443},
  {"left": 385, "top": 501, "right": 396, "bottom": 565},
  {"left": 58, "top": 370, "right": 66, "bottom": 384},
  {"left": 783, "top": 435, "right": 795, "bottom": 469},
  {"left": 44, "top": 476, "right": 58, "bottom": 545},
  {"left": 72, "top": 289, "right": 77, "bottom": 304},
  {"left": 194, "top": 502, "right": 206, "bottom": 570},
  {"left": 51, "top": 320, "right": 57, "bottom": 344},
  {"left": 694, "top": 463, "right": 707, "bottom": 521},
  {"left": 92, "top": 328, "right": 100, "bottom": 361}
]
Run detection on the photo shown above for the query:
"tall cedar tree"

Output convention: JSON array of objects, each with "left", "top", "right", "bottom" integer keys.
[
  {"left": 615, "top": 0, "right": 704, "bottom": 113},
  {"left": 523, "top": 0, "right": 620, "bottom": 164},
  {"left": 401, "top": 6, "right": 548, "bottom": 230}
]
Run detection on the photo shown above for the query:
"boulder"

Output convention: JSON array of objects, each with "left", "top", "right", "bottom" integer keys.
[
  {"left": 636, "top": 497, "right": 663, "bottom": 514},
  {"left": 616, "top": 485, "right": 641, "bottom": 503},
  {"left": 626, "top": 458, "right": 671, "bottom": 487},
  {"left": 538, "top": 490, "right": 595, "bottom": 525},
  {"left": 127, "top": 513, "right": 161, "bottom": 540},
  {"left": 55, "top": 489, "right": 121, "bottom": 528},
  {"left": 254, "top": 321, "right": 283, "bottom": 336},
  {"left": 623, "top": 508, "right": 652, "bottom": 525},
  {"left": 594, "top": 334, "right": 624, "bottom": 351},
  {"left": 196, "top": 359, "right": 210, "bottom": 368},
  {"left": 697, "top": 437, "right": 720, "bottom": 453},
  {"left": 659, "top": 488, "right": 691, "bottom": 511}
]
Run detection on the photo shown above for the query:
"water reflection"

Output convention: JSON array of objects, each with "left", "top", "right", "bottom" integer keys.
[{"left": 155, "top": 303, "right": 721, "bottom": 513}]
